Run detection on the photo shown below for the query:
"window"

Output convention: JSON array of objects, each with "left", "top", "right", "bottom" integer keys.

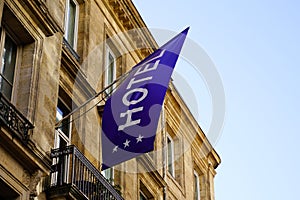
[
  {"left": 52, "top": 99, "right": 72, "bottom": 185},
  {"left": 194, "top": 171, "right": 200, "bottom": 200},
  {"left": 104, "top": 45, "right": 116, "bottom": 95},
  {"left": 55, "top": 99, "right": 71, "bottom": 148},
  {"left": 140, "top": 191, "right": 147, "bottom": 200},
  {"left": 0, "top": 179, "right": 19, "bottom": 200},
  {"left": 0, "top": 5, "right": 37, "bottom": 115},
  {"left": 0, "top": 28, "right": 17, "bottom": 100},
  {"left": 167, "top": 136, "right": 175, "bottom": 177},
  {"left": 139, "top": 181, "right": 153, "bottom": 200},
  {"left": 65, "top": 0, "right": 79, "bottom": 49},
  {"left": 166, "top": 127, "right": 184, "bottom": 186},
  {"left": 101, "top": 168, "right": 114, "bottom": 184}
]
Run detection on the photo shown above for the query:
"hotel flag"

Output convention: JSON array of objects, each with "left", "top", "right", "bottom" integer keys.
[{"left": 101, "top": 27, "right": 189, "bottom": 170}]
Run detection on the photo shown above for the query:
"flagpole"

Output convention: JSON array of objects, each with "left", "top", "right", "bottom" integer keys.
[
  {"left": 161, "top": 101, "right": 167, "bottom": 200},
  {"left": 55, "top": 68, "right": 132, "bottom": 128}
]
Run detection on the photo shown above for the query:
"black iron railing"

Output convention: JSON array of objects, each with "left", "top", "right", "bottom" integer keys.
[
  {"left": 0, "top": 92, "right": 34, "bottom": 143},
  {"left": 50, "top": 145, "right": 123, "bottom": 200}
]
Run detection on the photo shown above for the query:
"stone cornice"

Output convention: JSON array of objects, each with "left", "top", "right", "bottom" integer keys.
[
  {"left": 104, "top": 0, "right": 158, "bottom": 58},
  {"left": 167, "top": 83, "right": 221, "bottom": 169}
]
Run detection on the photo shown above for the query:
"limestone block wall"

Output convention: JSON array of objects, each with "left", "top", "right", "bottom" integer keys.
[{"left": 0, "top": 0, "right": 220, "bottom": 200}]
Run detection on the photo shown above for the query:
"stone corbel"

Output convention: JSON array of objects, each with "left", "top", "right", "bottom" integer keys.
[{"left": 29, "top": 170, "right": 43, "bottom": 200}]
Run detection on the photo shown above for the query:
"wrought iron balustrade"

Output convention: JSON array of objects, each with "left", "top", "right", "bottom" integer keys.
[
  {"left": 49, "top": 145, "right": 123, "bottom": 200},
  {"left": 0, "top": 92, "right": 34, "bottom": 143}
]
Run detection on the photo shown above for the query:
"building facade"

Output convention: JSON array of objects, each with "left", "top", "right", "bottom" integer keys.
[{"left": 0, "top": 0, "right": 220, "bottom": 199}]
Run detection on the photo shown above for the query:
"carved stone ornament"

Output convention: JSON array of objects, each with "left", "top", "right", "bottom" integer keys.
[{"left": 29, "top": 170, "right": 43, "bottom": 199}]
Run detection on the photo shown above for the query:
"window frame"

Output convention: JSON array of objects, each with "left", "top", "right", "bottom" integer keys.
[
  {"left": 64, "top": 0, "right": 79, "bottom": 50},
  {"left": 101, "top": 167, "right": 114, "bottom": 184},
  {"left": 139, "top": 181, "right": 154, "bottom": 200},
  {"left": 55, "top": 99, "right": 72, "bottom": 149},
  {"left": 167, "top": 134, "right": 175, "bottom": 177},
  {"left": 194, "top": 170, "right": 201, "bottom": 200},
  {"left": 52, "top": 99, "right": 72, "bottom": 185},
  {"left": 104, "top": 44, "right": 116, "bottom": 94},
  {"left": 0, "top": 27, "right": 19, "bottom": 101},
  {"left": 139, "top": 191, "right": 148, "bottom": 200}
]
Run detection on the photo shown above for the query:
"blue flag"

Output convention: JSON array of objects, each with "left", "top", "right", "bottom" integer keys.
[{"left": 101, "top": 28, "right": 189, "bottom": 170}]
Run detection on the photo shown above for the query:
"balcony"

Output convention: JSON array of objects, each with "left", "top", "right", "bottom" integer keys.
[
  {"left": 0, "top": 92, "right": 34, "bottom": 143},
  {"left": 47, "top": 145, "right": 123, "bottom": 200}
]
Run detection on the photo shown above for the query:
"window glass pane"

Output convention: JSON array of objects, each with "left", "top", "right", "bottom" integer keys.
[
  {"left": 194, "top": 172, "right": 200, "bottom": 200},
  {"left": 102, "top": 168, "right": 113, "bottom": 183},
  {"left": 108, "top": 52, "right": 114, "bottom": 85},
  {"left": 56, "top": 101, "right": 70, "bottom": 137},
  {"left": 66, "top": 0, "right": 77, "bottom": 47},
  {"left": 140, "top": 192, "right": 147, "bottom": 200},
  {"left": 0, "top": 75, "right": 13, "bottom": 100},
  {"left": 106, "top": 50, "right": 115, "bottom": 94},
  {"left": 167, "top": 137, "right": 174, "bottom": 175},
  {"left": 0, "top": 34, "right": 17, "bottom": 100},
  {"left": 59, "top": 135, "right": 68, "bottom": 148}
]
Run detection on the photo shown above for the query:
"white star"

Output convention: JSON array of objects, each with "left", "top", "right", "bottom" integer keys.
[
  {"left": 136, "top": 134, "right": 144, "bottom": 143},
  {"left": 112, "top": 146, "right": 118, "bottom": 153},
  {"left": 123, "top": 139, "right": 130, "bottom": 148}
]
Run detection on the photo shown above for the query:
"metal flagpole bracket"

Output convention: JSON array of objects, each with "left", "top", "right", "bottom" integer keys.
[{"left": 54, "top": 69, "right": 131, "bottom": 129}]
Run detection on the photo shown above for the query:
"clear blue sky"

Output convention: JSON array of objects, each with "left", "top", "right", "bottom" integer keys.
[{"left": 133, "top": 0, "right": 300, "bottom": 199}]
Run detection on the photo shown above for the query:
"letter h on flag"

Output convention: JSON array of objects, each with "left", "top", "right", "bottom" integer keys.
[{"left": 101, "top": 28, "right": 189, "bottom": 170}]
